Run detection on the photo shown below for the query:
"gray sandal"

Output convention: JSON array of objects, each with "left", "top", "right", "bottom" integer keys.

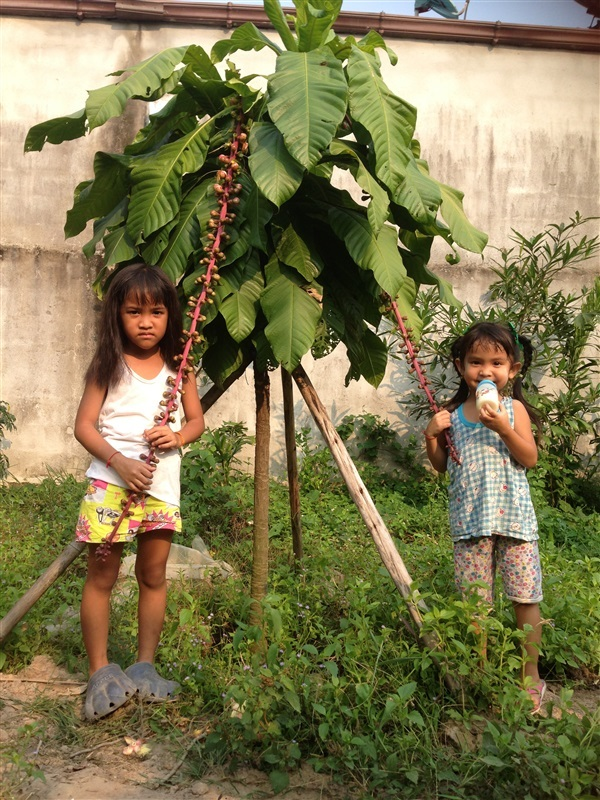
[
  {"left": 125, "top": 661, "right": 180, "bottom": 701},
  {"left": 84, "top": 663, "right": 137, "bottom": 721}
]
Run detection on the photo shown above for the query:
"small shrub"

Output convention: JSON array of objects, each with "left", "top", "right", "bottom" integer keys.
[
  {"left": 0, "top": 400, "right": 16, "bottom": 481},
  {"left": 399, "top": 214, "right": 600, "bottom": 509}
]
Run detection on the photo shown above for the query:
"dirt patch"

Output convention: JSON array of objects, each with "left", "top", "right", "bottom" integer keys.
[
  {"left": 0, "top": 656, "right": 347, "bottom": 800},
  {"left": 1, "top": 656, "right": 598, "bottom": 800}
]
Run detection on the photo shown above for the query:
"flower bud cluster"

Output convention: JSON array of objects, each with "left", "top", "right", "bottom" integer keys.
[
  {"left": 387, "top": 296, "right": 461, "bottom": 465},
  {"left": 96, "top": 107, "right": 249, "bottom": 560}
]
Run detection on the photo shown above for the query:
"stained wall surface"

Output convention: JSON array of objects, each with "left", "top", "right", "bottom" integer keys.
[{"left": 1, "top": 16, "right": 598, "bottom": 479}]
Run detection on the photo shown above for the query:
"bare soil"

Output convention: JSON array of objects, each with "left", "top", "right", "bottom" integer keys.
[
  {"left": 1, "top": 656, "right": 598, "bottom": 800},
  {"left": 0, "top": 656, "right": 348, "bottom": 800}
]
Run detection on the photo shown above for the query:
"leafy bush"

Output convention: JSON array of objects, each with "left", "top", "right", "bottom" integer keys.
[
  {"left": 180, "top": 421, "right": 254, "bottom": 544},
  {"left": 398, "top": 214, "right": 600, "bottom": 509}
]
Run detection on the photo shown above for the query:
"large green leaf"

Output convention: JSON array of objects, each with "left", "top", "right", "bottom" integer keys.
[
  {"left": 124, "top": 93, "right": 199, "bottom": 156},
  {"left": 83, "top": 200, "right": 127, "bottom": 258},
  {"left": 24, "top": 109, "right": 86, "bottom": 152},
  {"left": 202, "top": 321, "right": 247, "bottom": 387},
  {"left": 157, "top": 180, "right": 213, "bottom": 283},
  {"left": 329, "top": 208, "right": 406, "bottom": 298},
  {"left": 180, "top": 72, "right": 237, "bottom": 117},
  {"left": 346, "top": 327, "right": 388, "bottom": 388},
  {"left": 248, "top": 122, "right": 305, "bottom": 208},
  {"left": 356, "top": 31, "right": 398, "bottom": 65},
  {"left": 329, "top": 139, "right": 389, "bottom": 234},
  {"left": 244, "top": 179, "right": 275, "bottom": 252},
  {"left": 401, "top": 248, "right": 461, "bottom": 308},
  {"left": 220, "top": 260, "right": 264, "bottom": 342},
  {"left": 64, "top": 152, "right": 130, "bottom": 238},
  {"left": 85, "top": 46, "right": 189, "bottom": 131},
  {"left": 261, "top": 260, "right": 322, "bottom": 371},
  {"left": 263, "top": 0, "right": 297, "bottom": 51},
  {"left": 347, "top": 47, "right": 416, "bottom": 194},
  {"left": 276, "top": 224, "right": 322, "bottom": 281},
  {"left": 211, "top": 22, "right": 282, "bottom": 63},
  {"left": 103, "top": 224, "right": 137, "bottom": 267},
  {"left": 438, "top": 182, "right": 488, "bottom": 253},
  {"left": 142, "top": 218, "right": 179, "bottom": 265},
  {"left": 127, "top": 121, "right": 213, "bottom": 244},
  {"left": 183, "top": 44, "right": 222, "bottom": 79},
  {"left": 268, "top": 49, "right": 347, "bottom": 170},
  {"left": 295, "top": 0, "right": 342, "bottom": 52},
  {"left": 394, "top": 158, "right": 441, "bottom": 224}
]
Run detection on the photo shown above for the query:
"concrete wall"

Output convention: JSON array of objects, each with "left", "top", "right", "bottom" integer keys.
[{"left": 1, "top": 16, "right": 598, "bottom": 480}]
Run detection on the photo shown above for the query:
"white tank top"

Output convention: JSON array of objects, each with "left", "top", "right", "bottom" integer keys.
[{"left": 86, "top": 362, "right": 183, "bottom": 506}]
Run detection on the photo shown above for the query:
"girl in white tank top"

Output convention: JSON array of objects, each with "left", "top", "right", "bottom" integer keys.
[{"left": 73, "top": 263, "right": 205, "bottom": 721}]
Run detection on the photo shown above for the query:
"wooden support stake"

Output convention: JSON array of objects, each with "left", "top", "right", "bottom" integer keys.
[
  {"left": 281, "top": 368, "right": 303, "bottom": 561},
  {"left": 0, "top": 540, "right": 86, "bottom": 644},
  {"left": 292, "top": 365, "right": 435, "bottom": 642}
]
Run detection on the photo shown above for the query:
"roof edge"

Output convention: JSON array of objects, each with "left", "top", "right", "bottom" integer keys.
[{"left": 0, "top": 1, "right": 598, "bottom": 53}]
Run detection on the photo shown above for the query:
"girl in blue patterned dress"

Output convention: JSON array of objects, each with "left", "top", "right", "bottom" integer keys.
[{"left": 423, "top": 322, "right": 545, "bottom": 712}]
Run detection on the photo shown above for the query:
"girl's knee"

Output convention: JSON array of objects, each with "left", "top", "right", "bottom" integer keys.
[{"left": 135, "top": 561, "right": 167, "bottom": 590}]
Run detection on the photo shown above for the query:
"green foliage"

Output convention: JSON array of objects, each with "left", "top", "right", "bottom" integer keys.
[
  {"left": 180, "top": 421, "right": 254, "bottom": 544},
  {"left": 25, "top": 0, "right": 486, "bottom": 388},
  {"left": 399, "top": 214, "right": 600, "bottom": 509},
  {"left": 0, "top": 400, "right": 17, "bottom": 481},
  {"left": 1, "top": 436, "right": 598, "bottom": 797}
]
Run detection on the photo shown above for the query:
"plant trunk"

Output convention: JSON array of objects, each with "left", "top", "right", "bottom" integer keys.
[
  {"left": 0, "top": 540, "right": 86, "bottom": 645},
  {"left": 281, "top": 368, "right": 303, "bottom": 561},
  {"left": 249, "top": 365, "right": 270, "bottom": 628}
]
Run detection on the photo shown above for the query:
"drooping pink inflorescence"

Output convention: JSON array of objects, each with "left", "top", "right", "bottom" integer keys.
[
  {"left": 96, "top": 109, "right": 248, "bottom": 561},
  {"left": 388, "top": 297, "right": 461, "bottom": 466}
]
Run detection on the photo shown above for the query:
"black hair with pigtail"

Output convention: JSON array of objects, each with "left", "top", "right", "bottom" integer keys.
[{"left": 445, "top": 321, "right": 542, "bottom": 438}]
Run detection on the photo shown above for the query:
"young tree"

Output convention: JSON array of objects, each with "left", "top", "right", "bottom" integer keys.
[
  {"left": 24, "top": 0, "right": 486, "bottom": 623},
  {"left": 26, "top": 0, "right": 486, "bottom": 390}
]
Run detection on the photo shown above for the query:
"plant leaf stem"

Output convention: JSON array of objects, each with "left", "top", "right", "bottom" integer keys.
[
  {"left": 387, "top": 296, "right": 461, "bottom": 465},
  {"left": 96, "top": 108, "right": 247, "bottom": 560}
]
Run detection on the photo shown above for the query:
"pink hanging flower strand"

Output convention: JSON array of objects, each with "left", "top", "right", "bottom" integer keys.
[
  {"left": 387, "top": 296, "right": 461, "bottom": 465},
  {"left": 95, "top": 108, "right": 248, "bottom": 561}
]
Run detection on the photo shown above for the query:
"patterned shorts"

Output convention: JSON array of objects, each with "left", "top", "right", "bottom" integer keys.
[
  {"left": 453, "top": 535, "right": 543, "bottom": 605},
  {"left": 75, "top": 480, "right": 182, "bottom": 544}
]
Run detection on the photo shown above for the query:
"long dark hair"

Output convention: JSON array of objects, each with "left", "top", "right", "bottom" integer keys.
[
  {"left": 85, "top": 263, "right": 183, "bottom": 388},
  {"left": 446, "top": 321, "right": 541, "bottom": 433}
]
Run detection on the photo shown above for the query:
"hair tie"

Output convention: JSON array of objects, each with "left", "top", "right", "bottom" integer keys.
[{"left": 508, "top": 321, "right": 521, "bottom": 351}]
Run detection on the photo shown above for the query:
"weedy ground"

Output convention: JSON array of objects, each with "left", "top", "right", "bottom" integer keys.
[{"left": 1, "top": 427, "right": 599, "bottom": 800}]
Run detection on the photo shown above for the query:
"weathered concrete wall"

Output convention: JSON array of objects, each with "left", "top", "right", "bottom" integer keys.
[{"left": 1, "top": 16, "right": 598, "bottom": 480}]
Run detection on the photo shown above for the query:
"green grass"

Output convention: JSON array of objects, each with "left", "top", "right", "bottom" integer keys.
[{"left": 1, "top": 451, "right": 599, "bottom": 799}]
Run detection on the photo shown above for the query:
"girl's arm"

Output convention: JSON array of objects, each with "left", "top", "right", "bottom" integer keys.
[
  {"left": 479, "top": 399, "right": 538, "bottom": 469},
  {"left": 143, "top": 373, "right": 205, "bottom": 451},
  {"left": 74, "top": 379, "right": 156, "bottom": 492},
  {"left": 423, "top": 409, "right": 451, "bottom": 474}
]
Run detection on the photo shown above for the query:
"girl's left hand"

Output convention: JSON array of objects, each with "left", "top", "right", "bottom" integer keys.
[
  {"left": 479, "top": 402, "right": 512, "bottom": 436},
  {"left": 143, "top": 425, "right": 180, "bottom": 450}
]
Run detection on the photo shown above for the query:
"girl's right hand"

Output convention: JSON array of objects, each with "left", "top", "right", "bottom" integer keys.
[
  {"left": 424, "top": 409, "right": 451, "bottom": 439},
  {"left": 110, "top": 453, "right": 156, "bottom": 492}
]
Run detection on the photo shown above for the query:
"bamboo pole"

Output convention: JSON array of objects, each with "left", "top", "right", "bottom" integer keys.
[
  {"left": 292, "top": 365, "right": 434, "bottom": 642},
  {"left": 0, "top": 540, "right": 86, "bottom": 644},
  {"left": 249, "top": 366, "right": 270, "bottom": 628},
  {"left": 281, "top": 368, "right": 303, "bottom": 561}
]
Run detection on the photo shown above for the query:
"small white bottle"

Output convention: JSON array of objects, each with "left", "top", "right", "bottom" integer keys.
[{"left": 476, "top": 379, "right": 500, "bottom": 412}]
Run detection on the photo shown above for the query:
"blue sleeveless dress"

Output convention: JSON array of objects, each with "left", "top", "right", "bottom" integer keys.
[{"left": 446, "top": 398, "right": 538, "bottom": 543}]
